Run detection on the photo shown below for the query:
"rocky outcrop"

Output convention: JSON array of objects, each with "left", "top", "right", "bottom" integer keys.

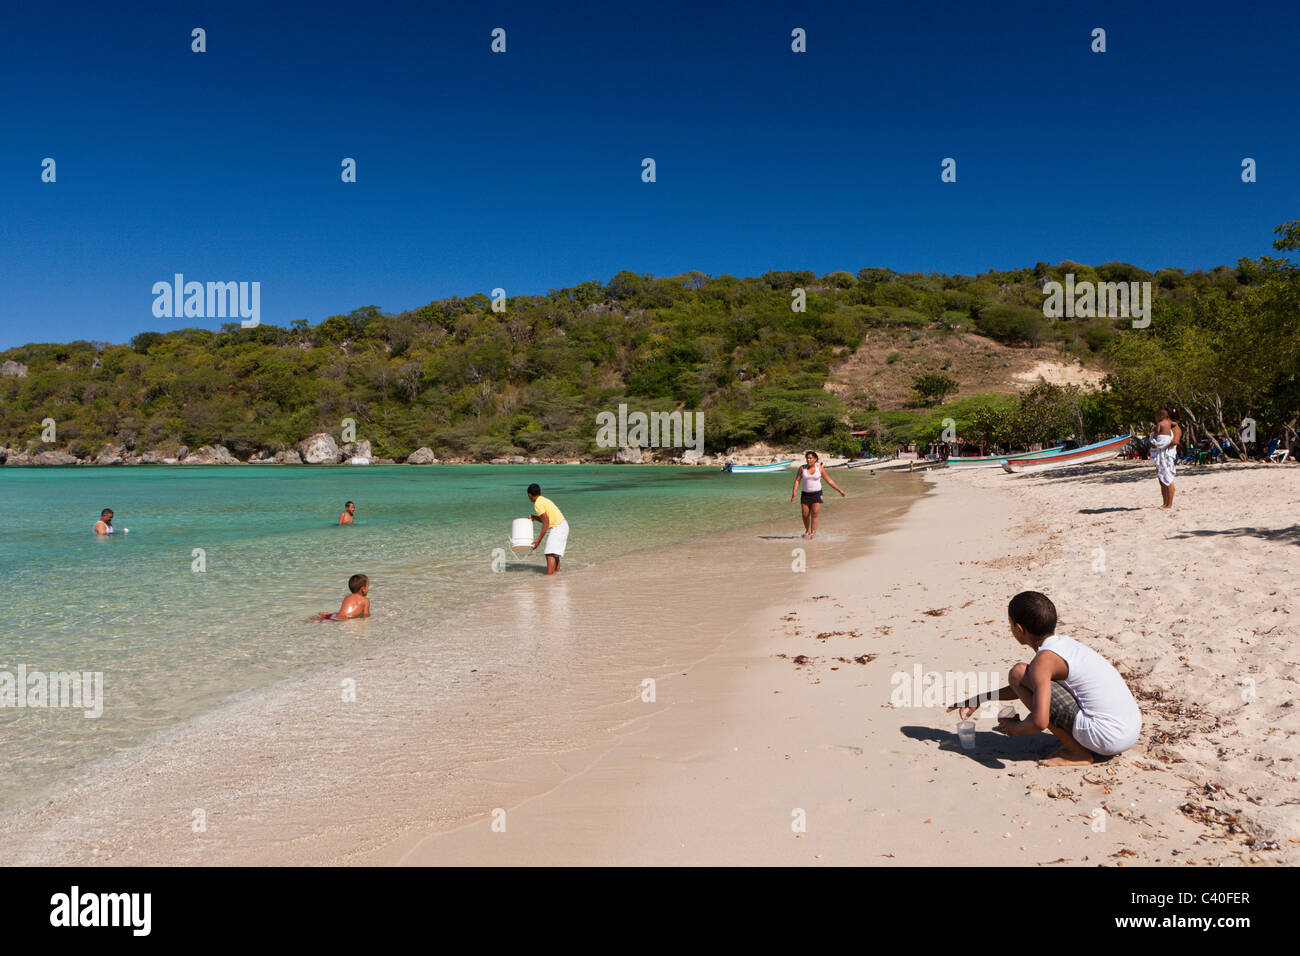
[
  {"left": 275, "top": 449, "right": 303, "bottom": 464},
  {"left": 183, "top": 445, "right": 239, "bottom": 465},
  {"left": 406, "top": 447, "right": 438, "bottom": 464},
  {"left": 31, "top": 450, "right": 79, "bottom": 465},
  {"left": 340, "top": 440, "right": 372, "bottom": 461},
  {"left": 681, "top": 448, "right": 705, "bottom": 463},
  {"left": 139, "top": 447, "right": 187, "bottom": 464},
  {"left": 0, "top": 360, "right": 28, "bottom": 378},
  {"left": 96, "top": 444, "right": 127, "bottom": 465},
  {"left": 614, "top": 445, "right": 643, "bottom": 463},
  {"left": 297, "top": 433, "right": 341, "bottom": 464}
]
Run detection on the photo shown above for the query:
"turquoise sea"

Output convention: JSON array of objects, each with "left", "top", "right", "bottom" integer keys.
[{"left": 0, "top": 464, "right": 880, "bottom": 813}]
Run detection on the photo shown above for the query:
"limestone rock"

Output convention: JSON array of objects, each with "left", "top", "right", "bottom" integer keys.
[
  {"left": 615, "top": 445, "right": 643, "bottom": 463},
  {"left": 32, "top": 449, "right": 80, "bottom": 465},
  {"left": 183, "top": 445, "right": 239, "bottom": 465},
  {"left": 0, "top": 360, "right": 28, "bottom": 378},
  {"left": 96, "top": 444, "right": 126, "bottom": 465},
  {"left": 406, "top": 447, "right": 438, "bottom": 464},
  {"left": 297, "top": 433, "right": 341, "bottom": 464},
  {"left": 340, "top": 440, "right": 372, "bottom": 461}
]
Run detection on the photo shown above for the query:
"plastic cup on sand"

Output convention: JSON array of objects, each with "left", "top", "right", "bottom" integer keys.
[{"left": 957, "top": 720, "right": 976, "bottom": 750}]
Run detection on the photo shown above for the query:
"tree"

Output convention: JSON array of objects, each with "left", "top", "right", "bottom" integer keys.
[{"left": 911, "top": 372, "right": 959, "bottom": 406}]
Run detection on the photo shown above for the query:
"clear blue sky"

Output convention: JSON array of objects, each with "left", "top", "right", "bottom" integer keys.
[{"left": 2, "top": 0, "right": 1296, "bottom": 348}]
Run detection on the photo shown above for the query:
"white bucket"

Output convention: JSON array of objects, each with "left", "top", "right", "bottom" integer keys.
[{"left": 510, "top": 518, "right": 534, "bottom": 548}]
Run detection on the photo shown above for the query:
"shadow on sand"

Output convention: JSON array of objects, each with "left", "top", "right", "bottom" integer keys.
[
  {"left": 900, "top": 725, "right": 1053, "bottom": 770},
  {"left": 1171, "top": 525, "right": 1300, "bottom": 545}
]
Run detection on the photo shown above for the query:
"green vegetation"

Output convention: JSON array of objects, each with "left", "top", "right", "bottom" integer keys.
[
  {"left": 911, "top": 372, "right": 959, "bottom": 406},
  {"left": 2, "top": 223, "right": 1297, "bottom": 459}
]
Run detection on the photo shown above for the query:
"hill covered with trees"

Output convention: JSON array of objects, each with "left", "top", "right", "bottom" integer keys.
[{"left": 2, "top": 222, "right": 1296, "bottom": 462}]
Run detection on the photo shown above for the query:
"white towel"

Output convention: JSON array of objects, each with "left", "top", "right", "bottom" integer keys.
[{"left": 1149, "top": 433, "right": 1176, "bottom": 486}]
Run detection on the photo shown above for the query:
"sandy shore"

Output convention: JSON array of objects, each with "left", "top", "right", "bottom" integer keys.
[
  {"left": 4, "top": 460, "right": 1293, "bottom": 866},
  {"left": 389, "top": 460, "right": 1297, "bottom": 866}
]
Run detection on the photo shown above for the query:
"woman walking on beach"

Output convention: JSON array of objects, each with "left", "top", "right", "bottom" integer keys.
[
  {"left": 791, "top": 451, "right": 845, "bottom": 539},
  {"left": 1148, "top": 408, "right": 1180, "bottom": 509}
]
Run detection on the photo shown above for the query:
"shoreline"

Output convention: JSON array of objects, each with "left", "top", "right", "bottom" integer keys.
[
  {"left": 385, "top": 461, "right": 1296, "bottom": 866},
  {"left": 3, "top": 461, "right": 1292, "bottom": 866},
  {"left": 0, "top": 472, "right": 915, "bottom": 864}
]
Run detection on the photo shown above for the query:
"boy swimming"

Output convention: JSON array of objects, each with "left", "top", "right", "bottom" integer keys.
[
  {"left": 338, "top": 501, "right": 355, "bottom": 525},
  {"left": 315, "top": 574, "right": 371, "bottom": 621},
  {"left": 949, "top": 591, "right": 1142, "bottom": 766}
]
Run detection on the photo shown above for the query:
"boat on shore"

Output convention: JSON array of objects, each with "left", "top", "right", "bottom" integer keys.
[
  {"left": 1000, "top": 435, "right": 1132, "bottom": 474},
  {"left": 858, "top": 457, "right": 947, "bottom": 472},
  {"left": 837, "top": 456, "right": 886, "bottom": 469},
  {"left": 947, "top": 446, "right": 1063, "bottom": 470}
]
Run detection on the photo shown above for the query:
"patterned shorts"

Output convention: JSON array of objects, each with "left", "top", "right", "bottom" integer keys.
[{"left": 1048, "top": 681, "right": 1080, "bottom": 732}]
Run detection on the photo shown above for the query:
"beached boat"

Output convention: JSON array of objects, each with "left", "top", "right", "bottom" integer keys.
[
  {"left": 839, "top": 456, "right": 886, "bottom": 469},
  {"left": 946, "top": 446, "right": 1063, "bottom": 470},
  {"left": 725, "top": 460, "right": 797, "bottom": 473},
  {"left": 860, "top": 457, "right": 947, "bottom": 472},
  {"left": 1000, "top": 435, "right": 1132, "bottom": 474}
]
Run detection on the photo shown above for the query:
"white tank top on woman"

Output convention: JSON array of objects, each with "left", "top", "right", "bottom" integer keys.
[
  {"left": 1038, "top": 635, "right": 1142, "bottom": 755},
  {"left": 801, "top": 465, "right": 822, "bottom": 493}
]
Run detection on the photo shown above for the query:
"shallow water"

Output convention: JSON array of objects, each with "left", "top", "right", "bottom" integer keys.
[{"left": 0, "top": 463, "right": 885, "bottom": 813}]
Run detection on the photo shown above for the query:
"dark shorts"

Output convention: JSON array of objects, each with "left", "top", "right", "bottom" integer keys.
[
  {"left": 1048, "top": 681, "right": 1080, "bottom": 733},
  {"left": 800, "top": 491, "right": 823, "bottom": 505}
]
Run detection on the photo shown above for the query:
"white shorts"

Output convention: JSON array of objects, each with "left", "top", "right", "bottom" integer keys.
[{"left": 545, "top": 521, "right": 569, "bottom": 557}]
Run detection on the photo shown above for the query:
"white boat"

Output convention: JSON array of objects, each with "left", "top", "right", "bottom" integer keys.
[
  {"left": 1000, "top": 435, "right": 1132, "bottom": 474},
  {"left": 725, "top": 459, "right": 797, "bottom": 474}
]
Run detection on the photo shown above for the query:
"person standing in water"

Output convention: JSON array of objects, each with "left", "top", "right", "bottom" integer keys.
[
  {"left": 338, "top": 501, "right": 356, "bottom": 525},
  {"left": 526, "top": 483, "right": 569, "bottom": 575},
  {"left": 791, "top": 451, "right": 845, "bottom": 539},
  {"left": 93, "top": 508, "right": 116, "bottom": 534}
]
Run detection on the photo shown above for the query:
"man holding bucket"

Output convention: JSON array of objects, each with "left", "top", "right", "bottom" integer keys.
[{"left": 526, "top": 483, "right": 569, "bottom": 575}]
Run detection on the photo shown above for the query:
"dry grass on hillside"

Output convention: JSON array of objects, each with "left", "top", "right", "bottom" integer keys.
[{"left": 826, "top": 329, "right": 1107, "bottom": 411}]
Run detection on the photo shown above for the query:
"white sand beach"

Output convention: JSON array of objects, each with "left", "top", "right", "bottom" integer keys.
[
  {"left": 2, "top": 461, "right": 1293, "bottom": 866},
  {"left": 389, "top": 461, "right": 1298, "bottom": 866}
]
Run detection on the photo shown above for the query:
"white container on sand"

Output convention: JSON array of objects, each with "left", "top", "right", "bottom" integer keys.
[{"left": 957, "top": 720, "right": 976, "bottom": 750}]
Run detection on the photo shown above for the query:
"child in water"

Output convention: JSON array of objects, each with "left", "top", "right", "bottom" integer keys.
[{"left": 315, "top": 574, "right": 371, "bottom": 621}]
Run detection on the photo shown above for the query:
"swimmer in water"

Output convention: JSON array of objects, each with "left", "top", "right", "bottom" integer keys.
[
  {"left": 315, "top": 574, "right": 371, "bottom": 621},
  {"left": 93, "top": 508, "right": 116, "bottom": 534},
  {"left": 338, "top": 500, "right": 355, "bottom": 525}
]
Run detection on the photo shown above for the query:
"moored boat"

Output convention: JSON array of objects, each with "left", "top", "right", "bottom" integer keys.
[{"left": 725, "top": 459, "right": 797, "bottom": 473}]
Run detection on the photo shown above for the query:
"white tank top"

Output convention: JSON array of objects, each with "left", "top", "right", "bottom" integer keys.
[
  {"left": 801, "top": 464, "right": 822, "bottom": 492},
  {"left": 1039, "top": 635, "right": 1142, "bottom": 755}
]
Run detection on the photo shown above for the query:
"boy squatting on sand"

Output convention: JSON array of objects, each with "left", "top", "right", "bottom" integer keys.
[
  {"left": 949, "top": 591, "right": 1142, "bottom": 767},
  {"left": 315, "top": 574, "right": 370, "bottom": 621}
]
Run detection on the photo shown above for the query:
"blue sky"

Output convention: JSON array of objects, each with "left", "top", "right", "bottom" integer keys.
[{"left": 1, "top": 0, "right": 1296, "bottom": 347}]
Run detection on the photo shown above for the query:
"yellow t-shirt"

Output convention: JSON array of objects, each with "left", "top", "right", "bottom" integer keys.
[{"left": 533, "top": 495, "right": 565, "bottom": 527}]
